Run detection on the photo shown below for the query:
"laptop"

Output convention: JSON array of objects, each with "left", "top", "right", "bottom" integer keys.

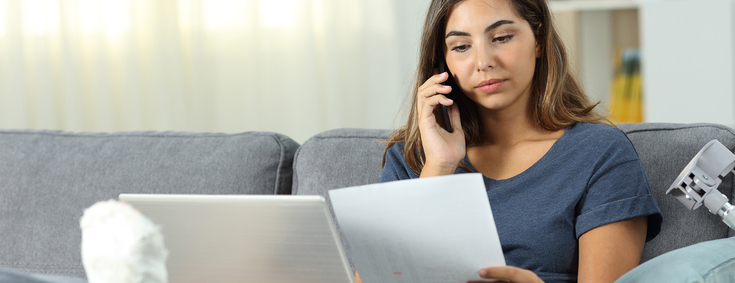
[{"left": 118, "top": 194, "right": 355, "bottom": 283}]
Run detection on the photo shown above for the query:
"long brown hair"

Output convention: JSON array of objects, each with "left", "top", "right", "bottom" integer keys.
[{"left": 383, "top": 0, "right": 611, "bottom": 174}]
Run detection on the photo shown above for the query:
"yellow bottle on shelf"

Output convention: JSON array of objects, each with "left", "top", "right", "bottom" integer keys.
[{"left": 608, "top": 48, "right": 643, "bottom": 123}]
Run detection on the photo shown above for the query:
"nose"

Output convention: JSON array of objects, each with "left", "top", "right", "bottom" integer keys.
[{"left": 474, "top": 43, "right": 495, "bottom": 72}]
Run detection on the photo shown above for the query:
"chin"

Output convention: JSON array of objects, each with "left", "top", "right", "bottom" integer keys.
[
  {"left": 468, "top": 94, "right": 513, "bottom": 111},
  {"left": 478, "top": 103, "right": 511, "bottom": 111}
]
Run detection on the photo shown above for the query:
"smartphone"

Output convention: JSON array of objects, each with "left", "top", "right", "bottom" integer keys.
[{"left": 435, "top": 54, "right": 454, "bottom": 133}]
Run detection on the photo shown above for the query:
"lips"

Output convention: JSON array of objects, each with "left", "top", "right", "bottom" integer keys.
[{"left": 475, "top": 79, "right": 506, "bottom": 93}]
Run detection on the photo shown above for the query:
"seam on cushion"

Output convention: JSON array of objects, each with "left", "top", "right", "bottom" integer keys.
[
  {"left": 292, "top": 144, "right": 304, "bottom": 195},
  {"left": 310, "top": 135, "right": 390, "bottom": 141},
  {"left": 622, "top": 124, "right": 735, "bottom": 137},
  {"left": 703, "top": 255, "right": 735, "bottom": 279},
  {"left": 270, "top": 134, "right": 286, "bottom": 195}
]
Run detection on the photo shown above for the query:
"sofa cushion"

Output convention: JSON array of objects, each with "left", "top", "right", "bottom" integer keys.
[
  {"left": 0, "top": 130, "right": 299, "bottom": 278},
  {"left": 292, "top": 128, "right": 392, "bottom": 197},
  {"left": 618, "top": 123, "right": 735, "bottom": 262}
]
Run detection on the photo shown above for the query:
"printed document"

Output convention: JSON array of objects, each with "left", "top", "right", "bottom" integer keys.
[{"left": 329, "top": 173, "right": 505, "bottom": 283}]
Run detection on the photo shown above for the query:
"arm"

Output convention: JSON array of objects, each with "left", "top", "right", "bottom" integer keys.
[
  {"left": 417, "top": 72, "right": 465, "bottom": 178},
  {"left": 575, "top": 131, "right": 659, "bottom": 282},
  {"left": 578, "top": 216, "right": 648, "bottom": 283},
  {"left": 475, "top": 216, "right": 646, "bottom": 283}
]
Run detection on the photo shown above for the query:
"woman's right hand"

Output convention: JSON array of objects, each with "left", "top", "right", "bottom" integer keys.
[{"left": 417, "top": 71, "right": 466, "bottom": 177}]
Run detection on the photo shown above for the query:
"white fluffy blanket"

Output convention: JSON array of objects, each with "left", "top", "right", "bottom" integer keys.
[{"left": 80, "top": 200, "right": 168, "bottom": 283}]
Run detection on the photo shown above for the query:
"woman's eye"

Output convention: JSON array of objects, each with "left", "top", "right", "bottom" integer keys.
[
  {"left": 451, "top": 45, "right": 469, "bottom": 52},
  {"left": 493, "top": 35, "right": 514, "bottom": 43}
]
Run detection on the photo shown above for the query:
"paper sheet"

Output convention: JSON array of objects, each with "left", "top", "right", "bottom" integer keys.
[{"left": 329, "top": 173, "right": 505, "bottom": 283}]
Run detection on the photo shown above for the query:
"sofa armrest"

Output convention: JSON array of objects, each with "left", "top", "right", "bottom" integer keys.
[{"left": 619, "top": 123, "right": 735, "bottom": 262}]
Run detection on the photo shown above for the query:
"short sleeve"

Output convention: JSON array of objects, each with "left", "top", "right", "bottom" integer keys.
[
  {"left": 380, "top": 143, "right": 417, "bottom": 182},
  {"left": 574, "top": 131, "right": 663, "bottom": 242}
]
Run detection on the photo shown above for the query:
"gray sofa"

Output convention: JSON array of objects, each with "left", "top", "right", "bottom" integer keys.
[
  {"left": 1, "top": 123, "right": 734, "bottom": 280},
  {"left": 0, "top": 131, "right": 299, "bottom": 279}
]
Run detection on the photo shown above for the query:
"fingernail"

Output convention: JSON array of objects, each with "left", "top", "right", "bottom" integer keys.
[{"left": 479, "top": 269, "right": 486, "bottom": 277}]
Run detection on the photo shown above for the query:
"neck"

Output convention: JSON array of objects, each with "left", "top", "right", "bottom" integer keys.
[{"left": 477, "top": 100, "right": 544, "bottom": 147}]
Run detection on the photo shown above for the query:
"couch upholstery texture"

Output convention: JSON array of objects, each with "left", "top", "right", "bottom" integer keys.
[
  {"left": 1, "top": 123, "right": 734, "bottom": 280},
  {"left": 0, "top": 130, "right": 299, "bottom": 278},
  {"left": 620, "top": 123, "right": 735, "bottom": 262}
]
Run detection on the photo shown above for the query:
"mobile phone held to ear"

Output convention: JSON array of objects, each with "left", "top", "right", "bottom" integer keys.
[{"left": 436, "top": 55, "right": 454, "bottom": 133}]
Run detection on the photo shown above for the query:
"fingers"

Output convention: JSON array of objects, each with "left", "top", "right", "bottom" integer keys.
[
  {"left": 418, "top": 83, "right": 451, "bottom": 105},
  {"left": 417, "top": 72, "right": 453, "bottom": 122},
  {"left": 420, "top": 95, "right": 453, "bottom": 125},
  {"left": 479, "top": 266, "right": 544, "bottom": 283},
  {"left": 417, "top": 72, "right": 452, "bottom": 103},
  {"left": 448, "top": 102, "right": 462, "bottom": 130},
  {"left": 418, "top": 72, "right": 450, "bottom": 94}
]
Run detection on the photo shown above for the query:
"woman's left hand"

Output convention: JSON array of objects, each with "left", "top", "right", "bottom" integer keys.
[{"left": 467, "top": 266, "right": 545, "bottom": 283}]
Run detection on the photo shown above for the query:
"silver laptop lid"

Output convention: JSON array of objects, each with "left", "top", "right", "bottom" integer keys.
[{"left": 118, "top": 194, "right": 355, "bottom": 283}]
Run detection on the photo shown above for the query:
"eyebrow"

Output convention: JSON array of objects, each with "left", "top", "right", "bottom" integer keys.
[{"left": 445, "top": 20, "right": 515, "bottom": 39}]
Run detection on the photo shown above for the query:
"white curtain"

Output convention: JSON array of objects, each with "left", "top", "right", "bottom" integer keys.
[{"left": 0, "top": 0, "right": 428, "bottom": 142}]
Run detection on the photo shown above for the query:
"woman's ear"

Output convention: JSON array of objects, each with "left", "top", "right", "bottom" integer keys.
[{"left": 535, "top": 42, "right": 541, "bottom": 58}]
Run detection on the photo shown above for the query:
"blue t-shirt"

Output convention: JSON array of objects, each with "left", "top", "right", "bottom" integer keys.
[{"left": 381, "top": 122, "right": 663, "bottom": 283}]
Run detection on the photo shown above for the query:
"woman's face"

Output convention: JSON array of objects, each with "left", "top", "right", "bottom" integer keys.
[{"left": 444, "top": 0, "right": 540, "bottom": 113}]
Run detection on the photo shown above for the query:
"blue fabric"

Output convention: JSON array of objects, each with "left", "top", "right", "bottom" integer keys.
[
  {"left": 616, "top": 237, "right": 735, "bottom": 283},
  {"left": 381, "top": 122, "right": 663, "bottom": 283}
]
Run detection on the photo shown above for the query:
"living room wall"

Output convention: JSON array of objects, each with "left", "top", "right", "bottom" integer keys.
[{"left": 0, "top": 0, "right": 429, "bottom": 143}]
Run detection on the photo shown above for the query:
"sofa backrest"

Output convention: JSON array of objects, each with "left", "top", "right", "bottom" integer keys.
[
  {"left": 292, "top": 128, "right": 392, "bottom": 198},
  {"left": 292, "top": 123, "right": 735, "bottom": 264},
  {"left": 0, "top": 130, "right": 299, "bottom": 278},
  {"left": 618, "top": 123, "right": 735, "bottom": 262}
]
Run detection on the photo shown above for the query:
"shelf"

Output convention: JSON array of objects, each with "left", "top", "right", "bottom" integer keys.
[
  {"left": 548, "top": 1, "right": 642, "bottom": 109},
  {"left": 549, "top": 0, "right": 640, "bottom": 12},
  {"left": 550, "top": 0, "right": 735, "bottom": 126}
]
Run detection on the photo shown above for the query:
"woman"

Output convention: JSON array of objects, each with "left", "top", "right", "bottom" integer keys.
[{"left": 380, "top": 0, "right": 663, "bottom": 282}]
